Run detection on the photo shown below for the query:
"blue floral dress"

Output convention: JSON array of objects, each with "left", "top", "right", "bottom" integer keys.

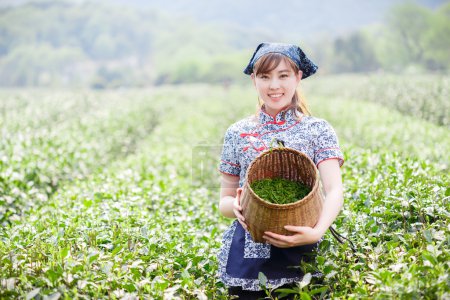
[{"left": 218, "top": 106, "right": 344, "bottom": 291}]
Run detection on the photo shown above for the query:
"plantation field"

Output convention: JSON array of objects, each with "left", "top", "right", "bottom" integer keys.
[{"left": 0, "top": 75, "right": 449, "bottom": 299}]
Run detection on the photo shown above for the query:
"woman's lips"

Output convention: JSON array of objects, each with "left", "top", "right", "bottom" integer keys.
[{"left": 268, "top": 93, "right": 284, "bottom": 101}]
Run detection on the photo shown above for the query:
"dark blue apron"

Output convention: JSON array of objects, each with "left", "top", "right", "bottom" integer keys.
[{"left": 226, "top": 222, "right": 319, "bottom": 279}]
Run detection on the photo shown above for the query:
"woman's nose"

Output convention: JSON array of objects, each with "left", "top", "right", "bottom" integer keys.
[{"left": 269, "top": 78, "right": 280, "bottom": 89}]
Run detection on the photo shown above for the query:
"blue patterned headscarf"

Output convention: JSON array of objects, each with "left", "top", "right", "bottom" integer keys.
[{"left": 243, "top": 42, "right": 318, "bottom": 79}]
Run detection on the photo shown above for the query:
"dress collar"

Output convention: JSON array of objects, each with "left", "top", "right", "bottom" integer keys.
[{"left": 258, "top": 105, "right": 300, "bottom": 125}]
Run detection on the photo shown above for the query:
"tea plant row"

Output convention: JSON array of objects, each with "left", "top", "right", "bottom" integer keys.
[
  {"left": 0, "top": 82, "right": 448, "bottom": 299},
  {"left": 306, "top": 74, "right": 450, "bottom": 127},
  {"left": 0, "top": 90, "right": 159, "bottom": 224}
]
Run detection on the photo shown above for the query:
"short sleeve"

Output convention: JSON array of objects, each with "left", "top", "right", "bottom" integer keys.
[
  {"left": 313, "top": 120, "right": 344, "bottom": 167},
  {"left": 219, "top": 127, "right": 241, "bottom": 176}
]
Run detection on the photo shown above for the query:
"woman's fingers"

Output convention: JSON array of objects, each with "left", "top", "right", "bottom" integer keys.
[
  {"left": 264, "top": 231, "right": 286, "bottom": 240},
  {"left": 232, "top": 196, "right": 243, "bottom": 218},
  {"left": 233, "top": 208, "right": 245, "bottom": 220},
  {"left": 263, "top": 231, "right": 298, "bottom": 247},
  {"left": 238, "top": 219, "right": 248, "bottom": 230},
  {"left": 233, "top": 188, "right": 244, "bottom": 214},
  {"left": 262, "top": 234, "right": 289, "bottom": 248},
  {"left": 234, "top": 187, "right": 247, "bottom": 230},
  {"left": 234, "top": 187, "right": 243, "bottom": 209},
  {"left": 284, "top": 225, "right": 306, "bottom": 233},
  {"left": 233, "top": 207, "right": 247, "bottom": 229}
]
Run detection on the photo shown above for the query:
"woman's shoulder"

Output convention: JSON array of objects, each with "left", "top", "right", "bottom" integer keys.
[
  {"left": 300, "top": 115, "right": 334, "bottom": 130},
  {"left": 224, "top": 115, "right": 258, "bottom": 134}
]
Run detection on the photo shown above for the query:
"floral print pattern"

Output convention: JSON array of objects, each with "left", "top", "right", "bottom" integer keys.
[
  {"left": 244, "top": 231, "right": 271, "bottom": 259},
  {"left": 243, "top": 42, "right": 318, "bottom": 79},
  {"left": 218, "top": 106, "right": 344, "bottom": 291}
]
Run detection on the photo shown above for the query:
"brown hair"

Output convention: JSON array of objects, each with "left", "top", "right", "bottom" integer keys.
[{"left": 253, "top": 53, "right": 311, "bottom": 117}]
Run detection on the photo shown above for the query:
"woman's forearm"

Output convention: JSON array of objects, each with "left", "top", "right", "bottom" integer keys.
[
  {"left": 314, "top": 188, "right": 344, "bottom": 236},
  {"left": 219, "top": 195, "right": 237, "bottom": 218}
]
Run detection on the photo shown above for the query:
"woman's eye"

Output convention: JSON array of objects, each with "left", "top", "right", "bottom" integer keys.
[{"left": 280, "top": 74, "right": 288, "bottom": 78}]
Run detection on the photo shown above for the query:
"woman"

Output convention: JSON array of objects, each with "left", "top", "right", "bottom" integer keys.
[{"left": 218, "top": 42, "right": 344, "bottom": 298}]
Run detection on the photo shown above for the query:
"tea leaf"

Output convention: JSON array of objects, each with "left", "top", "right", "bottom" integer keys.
[{"left": 258, "top": 272, "right": 267, "bottom": 287}]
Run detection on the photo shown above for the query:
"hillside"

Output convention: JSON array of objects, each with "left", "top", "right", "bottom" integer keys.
[
  {"left": 0, "top": 0, "right": 449, "bottom": 87},
  {"left": 106, "top": 0, "right": 447, "bottom": 40}
]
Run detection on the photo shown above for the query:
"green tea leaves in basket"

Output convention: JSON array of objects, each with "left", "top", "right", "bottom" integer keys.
[{"left": 250, "top": 177, "right": 311, "bottom": 205}]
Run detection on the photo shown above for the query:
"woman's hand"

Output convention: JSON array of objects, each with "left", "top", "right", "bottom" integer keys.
[
  {"left": 262, "top": 225, "right": 323, "bottom": 248},
  {"left": 233, "top": 188, "right": 248, "bottom": 230}
]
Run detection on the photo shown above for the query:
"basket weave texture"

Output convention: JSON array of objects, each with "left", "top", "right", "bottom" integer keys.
[{"left": 240, "top": 148, "right": 323, "bottom": 243}]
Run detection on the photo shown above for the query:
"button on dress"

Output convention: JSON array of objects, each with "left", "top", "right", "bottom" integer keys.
[{"left": 218, "top": 106, "right": 344, "bottom": 291}]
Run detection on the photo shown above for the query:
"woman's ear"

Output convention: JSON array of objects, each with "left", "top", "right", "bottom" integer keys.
[
  {"left": 250, "top": 73, "right": 256, "bottom": 86},
  {"left": 296, "top": 70, "right": 303, "bottom": 83}
]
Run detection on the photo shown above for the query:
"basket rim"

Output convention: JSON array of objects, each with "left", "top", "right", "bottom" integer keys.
[{"left": 243, "top": 147, "right": 320, "bottom": 209}]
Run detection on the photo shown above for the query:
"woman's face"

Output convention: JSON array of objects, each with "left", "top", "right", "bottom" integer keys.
[{"left": 251, "top": 59, "right": 302, "bottom": 116}]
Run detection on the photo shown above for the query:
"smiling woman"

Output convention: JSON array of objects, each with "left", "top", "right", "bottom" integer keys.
[
  {"left": 251, "top": 54, "right": 303, "bottom": 116},
  {"left": 218, "top": 42, "right": 345, "bottom": 298}
]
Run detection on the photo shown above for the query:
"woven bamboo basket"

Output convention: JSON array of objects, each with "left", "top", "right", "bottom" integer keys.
[{"left": 240, "top": 148, "right": 323, "bottom": 243}]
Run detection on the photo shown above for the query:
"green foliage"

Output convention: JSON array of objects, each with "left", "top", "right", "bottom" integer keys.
[
  {"left": 153, "top": 40, "right": 249, "bottom": 85},
  {"left": 332, "top": 32, "right": 380, "bottom": 73},
  {"left": 0, "top": 1, "right": 255, "bottom": 88},
  {"left": 0, "top": 77, "right": 448, "bottom": 298},
  {"left": 1, "top": 1, "right": 449, "bottom": 87},
  {"left": 381, "top": 2, "right": 450, "bottom": 71},
  {"left": 0, "top": 1, "right": 156, "bottom": 87},
  {"left": 424, "top": 3, "right": 450, "bottom": 69},
  {"left": 251, "top": 178, "right": 311, "bottom": 204},
  {"left": 293, "top": 147, "right": 449, "bottom": 299},
  {"left": 318, "top": 2, "right": 450, "bottom": 74},
  {"left": 306, "top": 74, "right": 450, "bottom": 127},
  {"left": 0, "top": 44, "right": 85, "bottom": 86},
  {"left": 0, "top": 90, "right": 159, "bottom": 224}
]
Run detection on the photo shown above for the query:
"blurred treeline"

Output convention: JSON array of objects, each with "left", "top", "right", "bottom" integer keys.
[{"left": 0, "top": 1, "right": 449, "bottom": 88}]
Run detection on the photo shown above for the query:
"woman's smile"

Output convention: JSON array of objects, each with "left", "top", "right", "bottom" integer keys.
[{"left": 268, "top": 93, "right": 284, "bottom": 101}]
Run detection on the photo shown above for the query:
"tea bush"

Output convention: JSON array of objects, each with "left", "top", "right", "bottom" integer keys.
[{"left": 0, "top": 79, "right": 448, "bottom": 299}]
